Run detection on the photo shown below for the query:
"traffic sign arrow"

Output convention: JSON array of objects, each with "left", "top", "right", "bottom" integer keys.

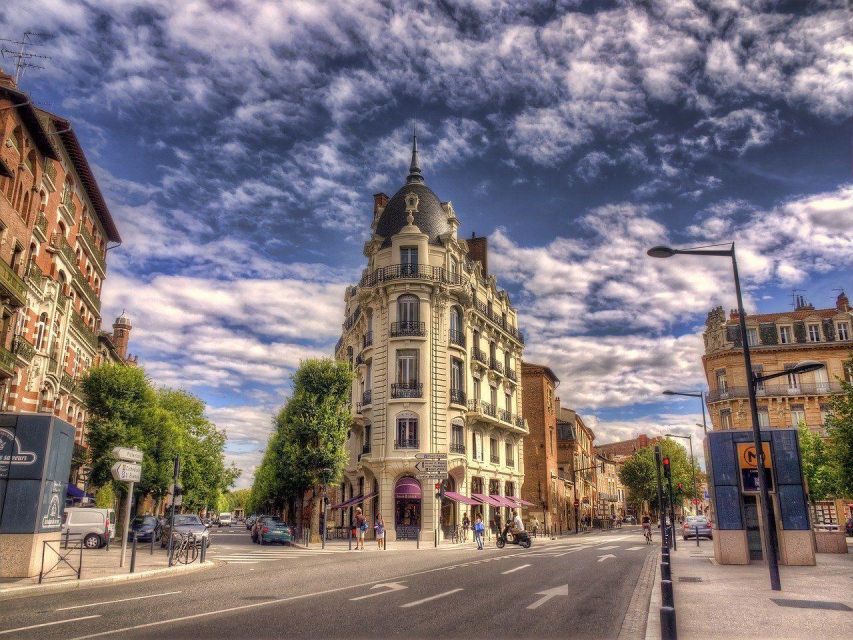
[
  {"left": 526, "top": 584, "right": 568, "bottom": 609},
  {"left": 349, "top": 582, "right": 408, "bottom": 601},
  {"left": 111, "top": 461, "right": 142, "bottom": 483},
  {"left": 597, "top": 554, "right": 616, "bottom": 562}
]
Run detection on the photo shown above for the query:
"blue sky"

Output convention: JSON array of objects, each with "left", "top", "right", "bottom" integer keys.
[{"left": 3, "top": 1, "right": 851, "bottom": 487}]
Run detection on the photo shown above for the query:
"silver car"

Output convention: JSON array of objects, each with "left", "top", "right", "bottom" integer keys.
[{"left": 682, "top": 515, "right": 713, "bottom": 539}]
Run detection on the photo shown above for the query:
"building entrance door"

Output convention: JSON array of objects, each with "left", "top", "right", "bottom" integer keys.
[{"left": 744, "top": 495, "right": 763, "bottom": 561}]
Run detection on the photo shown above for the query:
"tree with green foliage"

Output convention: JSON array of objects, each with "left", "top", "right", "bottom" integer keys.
[
  {"left": 798, "top": 424, "right": 838, "bottom": 502},
  {"left": 824, "top": 358, "right": 853, "bottom": 497},
  {"left": 618, "top": 438, "right": 701, "bottom": 518}
]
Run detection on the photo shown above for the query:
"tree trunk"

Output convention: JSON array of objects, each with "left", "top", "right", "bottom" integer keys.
[{"left": 309, "top": 486, "right": 322, "bottom": 543}]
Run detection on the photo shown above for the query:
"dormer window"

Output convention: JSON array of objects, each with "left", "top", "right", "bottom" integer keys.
[
  {"left": 837, "top": 321, "right": 850, "bottom": 341},
  {"left": 747, "top": 327, "right": 759, "bottom": 347},
  {"left": 807, "top": 323, "right": 821, "bottom": 342},
  {"left": 779, "top": 326, "right": 792, "bottom": 344}
]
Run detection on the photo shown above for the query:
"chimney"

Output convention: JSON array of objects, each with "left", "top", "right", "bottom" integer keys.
[
  {"left": 837, "top": 291, "right": 850, "bottom": 312},
  {"left": 373, "top": 193, "right": 389, "bottom": 220},
  {"left": 468, "top": 233, "right": 488, "bottom": 274},
  {"left": 729, "top": 308, "right": 739, "bottom": 322},
  {"left": 0, "top": 68, "right": 16, "bottom": 90}
]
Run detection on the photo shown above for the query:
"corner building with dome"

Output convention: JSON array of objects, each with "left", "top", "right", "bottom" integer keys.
[{"left": 333, "top": 135, "right": 530, "bottom": 543}]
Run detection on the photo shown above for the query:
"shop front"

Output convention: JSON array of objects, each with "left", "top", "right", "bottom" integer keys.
[{"left": 395, "top": 476, "right": 421, "bottom": 540}]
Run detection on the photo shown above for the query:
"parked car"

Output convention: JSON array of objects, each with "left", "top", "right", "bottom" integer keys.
[
  {"left": 160, "top": 514, "right": 211, "bottom": 548},
  {"left": 218, "top": 512, "right": 233, "bottom": 527},
  {"left": 251, "top": 516, "right": 278, "bottom": 543},
  {"left": 62, "top": 507, "right": 117, "bottom": 549},
  {"left": 256, "top": 518, "right": 294, "bottom": 545},
  {"left": 246, "top": 515, "right": 259, "bottom": 530},
  {"left": 129, "top": 515, "right": 161, "bottom": 542},
  {"left": 682, "top": 515, "right": 713, "bottom": 540}
]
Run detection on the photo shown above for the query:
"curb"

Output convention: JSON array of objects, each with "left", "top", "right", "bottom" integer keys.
[
  {"left": 644, "top": 552, "right": 663, "bottom": 640},
  {"left": 0, "top": 560, "right": 216, "bottom": 601}
]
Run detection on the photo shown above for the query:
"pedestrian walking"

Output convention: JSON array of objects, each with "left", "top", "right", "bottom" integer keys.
[
  {"left": 494, "top": 511, "right": 502, "bottom": 538},
  {"left": 374, "top": 513, "right": 385, "bottom": 550},
  {"left": 473, "top": 514, "right": 484, "bottom": 550},
  {"left": 354, "top": 507, "right": 367, "bottom": 551},
  {"left": 462, "top": 512, "right": 470, "bottom": 542},
  {"left": 531, "top": 515, "right": 540, "bottom": 536}
]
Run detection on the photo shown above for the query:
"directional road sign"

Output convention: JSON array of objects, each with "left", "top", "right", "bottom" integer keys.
[
  {"left": 415, "top": 453, "right": 447, "bottom": 460},
  {"left": 414, "top": 459, "right": 448, "bottom": 474},
  {"left": 111, "top": 461, "right": 142, "bottom": 482},
  {"left": 112, "top": 447, "right": 144, "bottom": 463}
]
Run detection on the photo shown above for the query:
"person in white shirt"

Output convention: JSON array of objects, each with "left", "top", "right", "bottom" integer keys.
[{"left": 511, "top": 510, "right": 524, "bottom": 537}]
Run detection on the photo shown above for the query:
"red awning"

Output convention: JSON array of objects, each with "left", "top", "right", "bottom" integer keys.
[
  {"left": 331, "top": 491, "right": 377, "bottom": 510},
  {"left": 444, "top": 491, "right": 479, "bottom": 506},
  {"left": 516, "top": 498, "right": 535, "bottom": 507},
  {"left": 492, "top": 495, "right": 517, "bottom": 508},
  {"left": 395, "top": 477, "right": 421, "bottom": 499},
  {"left": 503, "top": 496, "right": 522, "bottom": 508},
  {"left": 471, "top": 493, "right": 503, "bottom": 507}
]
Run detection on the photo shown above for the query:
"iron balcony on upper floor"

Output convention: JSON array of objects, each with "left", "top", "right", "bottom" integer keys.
[
  {"left": 391, "top": 382, "right": 423, "bottom": 399},
  {"left": 472, "top": 348, "right": 488, "bottom": 365},
  {"left": 707, "top": 381, "right": 844, "bottom": 402},
  {"left": 472, "top": 294, "right": 524, "bottom": 344},
  {"left": 449, "top": 329, "right": 465, "bottom": 348},
  {"left": 395, "top": 437, "right": 419, "bottom": 449},
  {"left": 450, "top": 388, "right": 466, "bottom": 406},
  {"left": 359, "top": 264, "right": 464, "bottom": 288},
  {"left": 391, "top": 321, "right": 426, "bottom": 337},
  {"left": 467, "top": 399, "right": 526, "bottom": 431},
  {"left": 450, "top": 442, "right": 466, "bottom": 454}
]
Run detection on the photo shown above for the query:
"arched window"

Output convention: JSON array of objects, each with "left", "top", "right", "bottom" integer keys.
[
  {"left": 58, "top": 222, "right": 67, "bottom": 239},
  {"left": 396, "top": 411, "right": 418, "bottom": 449},
  {"left": 35, "top": 313, "right": 48, "bottom": 351},
  {"left": 397, "top": 295, "right": 419, "bottom": 324},
  {"left": 21, "top": 191, "right": 30, "bottom": 218},
  {"left": 450, "top": 306, "right": 463, "bottom": 346}
]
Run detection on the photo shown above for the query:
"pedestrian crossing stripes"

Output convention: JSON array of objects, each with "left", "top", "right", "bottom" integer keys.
[{"left": 210, "top": 547, "right": 346, "bottom": 564}]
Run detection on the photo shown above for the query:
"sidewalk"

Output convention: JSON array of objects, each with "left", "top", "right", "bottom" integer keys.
[
  {"left": 0, "top": 540, "right": 213, "bottom": 599},
  {"left": 653, "top": 539, "right": 853, "bottom": 639}
]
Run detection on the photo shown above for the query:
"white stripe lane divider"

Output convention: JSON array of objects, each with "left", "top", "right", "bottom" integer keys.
[
  {"left": 0, "top": 615, "right": 102, "bottom": 636},
  {"left": 400, "top": 588, "right": 464, "bottom": 608},
  {"left": 501, "top": 564, "right": 531, "bottom": 575},
  {"left": 56, "top": 592, "right": 182, "bottom": 612}
]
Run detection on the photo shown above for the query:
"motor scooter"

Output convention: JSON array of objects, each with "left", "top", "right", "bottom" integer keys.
[{"left": 496, "top": 523, "right": 532, "bottom": 549}]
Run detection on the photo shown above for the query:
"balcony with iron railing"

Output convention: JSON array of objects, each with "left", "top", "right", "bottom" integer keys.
[
  {"left": 467, "top": 399, "right": 526, "bottom": 432},
  {"left": 472, "top": 348, "right": 488, "bottom": 365},
  {"left": 361, "top": 389, "right": 372, "bottom": 406},
  {"left": 11, "top": 335, "right": 35, "bottom": 362},
  {"left": 450, "top": 443, "right": 466, "bottom": 454},
  {"left": 77, "top": 225, "right": 105, "bottom": 273},
  {"left": 707, "top": 381, "right": 844, "bottom": 402},
  {"left": 70, "top": 312, "right": 98, "bottom": 350},
  {"left": 34, "top": 212, "right": 48, "bottom": 239},
  {"left": 450, "top": 388, "right": 466, "bottom": 406},
  {"left": 506, "top": 458, "right": 515, "bottom": 468},
  {"left": 490, "top": 454, "right": 500, "bottom": 464},
  {"left": 391, "top": 382, "right": 423, "bottom": 399},
  {"left": 359, "top": 264, "right": 464, "bottom": 288},
  {"left": 472, "top": 294, "right": 524, "bottom": 344},
  {"left": 391, "top": 321, "right": 426, "bottom": 337},
  {"left": 363, "top": 331, "right": 373, "bottom": 348},
  {"left": 506, "top": 368, "right": 517, "bottom": 382},
  {"left": 449, "top": 329, "right": 465, "bottom": 348},
  {"left": 490, "top": 358, "right": 504, "bottom": 375},
  {"left": 0, "top": 344, "right": 16, "bottom": 376},
  {"left": 355, "top": 353, "right": 365, "bottom": 366},
  {"left": 0, "top": 259, "right": 27, "bottom": 308},
  {"left": 395, "top": 437, "right": 419, "bottom": 449}
]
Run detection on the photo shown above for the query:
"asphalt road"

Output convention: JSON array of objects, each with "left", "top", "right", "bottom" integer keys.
[{"left": 0, "top": 525, "right": 656, "bottom": 640}]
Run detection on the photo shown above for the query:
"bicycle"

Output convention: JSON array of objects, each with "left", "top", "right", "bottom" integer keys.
[
  {"left": 169, "top": 532, "right": 199, "bottom": 565},
  {"left": 643, "top": 526, "right": 652, "bottom": 544}
]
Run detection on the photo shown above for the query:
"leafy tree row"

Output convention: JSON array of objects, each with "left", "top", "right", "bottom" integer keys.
[
  {"left": 81, "top": 364, "right": 239, "bottom": 513},
  {"left": 248, "top": 358, "right": 353, "bottom": 541}
]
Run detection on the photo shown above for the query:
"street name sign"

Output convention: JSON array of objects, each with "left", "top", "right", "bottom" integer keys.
[
  {"left": 414, "top": 453, "right": 447, "bottom": 460},
  {"left": 112, "top": 447, "right": 144, "bottom": 463},
  {"left": 111, "top": 461, "right": 142, "bottom": 482},
  {"left": 414, "top": 459, "right": 448, "bottom": 474}
]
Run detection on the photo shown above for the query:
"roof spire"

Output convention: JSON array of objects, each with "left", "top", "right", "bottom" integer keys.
[{"left": 407, "top": 124, "right": 424, "bottom": 184}]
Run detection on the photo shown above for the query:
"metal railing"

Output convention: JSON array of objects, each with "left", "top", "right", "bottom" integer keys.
[
  {"left": 361, "top": 389, "right": 372, "bottom": 406},
  {"left": 490, "top": 358, "right": 504, "bottom": 375},
  {"left": 391, "top": 382, "right": 422, "bottom": 398},
  {"left": 359, "top": 264, "right": 464, "bottom": 288},
  {"left": 472, "top": 348, "right": 488, "bottom": 364},
  {"left": 0, "top": 345, "right": 16, "bottom": 376},
  {"left": 395, "top": 438, "right": 419, "bottom": 449},
  {"left": 450, "top": 388, "right": 466, "bottom": 405},
  {"left": 39, "top": 533, "right": 84, "bottom": 583},
  {"left": 391, "top": 321, "right": 426, "bottom": 337},
  {"left": 490, "top": 454, "right": 500, "bottom": 464},
  {"left": 449, "top": 330, "right": 465, "bottom": 347},
  {"left": 506, "top": 368, "right": 517, "bottom": 382},
  {"left": 450, "top": 443, "right": 466, "bottom": 454},
  {"left": 472, "top": 294, "right": 524, "bottom": 344},
  {"left": 363, "top": 331, "right": 373, "bottom": 348},
  {"left": 0, "top": 259, "right": 27, "bottom": 307},
  {"left": 707, "top": 381, "right": 843, "bottom": 402},
  {"left": 11, "top": 335, "right": 35, "bottom": 362},
  {"left": 467, "top": 399, "right": 525, "bottom": 430}
]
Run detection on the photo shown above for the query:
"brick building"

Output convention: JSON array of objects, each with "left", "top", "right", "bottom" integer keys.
[
  {"left": 334, "top": 133, "right": 527, "bottom": 541},
  {"left": 555, "top": 400, "right": 596, "bottom": 528},
  {"left": 520, "top": 362, "right": 570, "bottom": 531},
  {"left": 594, "top": 433, "right": 659, "bottom": 463},
  {"left": 0, "top": 70, "right": 131, "bottom": 487}
]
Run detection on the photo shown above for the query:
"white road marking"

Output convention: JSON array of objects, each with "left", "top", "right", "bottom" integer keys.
[
  {"left": 350, "top": 582, "right": 408, "bottom": 601},
  {"left": 501, "top": 564, "right": 531, "bottom": 575},
  {"left": 527, "top": 585, "right": 568, "bottom": 610},
  {"left": 597, "top": 554, "right": 616, "bottom": 562},
  {"left": 57, "top": 592, "right": 182, "bottom": 611},
  {"left": 597, "top": 545, "right": 619, "bottom": 550},
  {"left": 626, "top": 546, "right": 646, "bottom": 551},
  {"left": 1, "top": 616, "right": 101, "bottom": 636},
  {"left": 400, "top": 588, "right": 464, "bottom": 608}
]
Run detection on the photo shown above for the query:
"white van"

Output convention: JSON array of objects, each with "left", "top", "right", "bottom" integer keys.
[
  {"left": 218, "top": 512, "right": 232, "bottom": 527},
  {"left": 62, "top": 507, "right": 116, "bottom": 549}
]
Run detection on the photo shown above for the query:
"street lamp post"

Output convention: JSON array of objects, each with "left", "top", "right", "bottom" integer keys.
[
  {"left": 648, "top": 242, "right": 784, "bottom": 589},
  {"left": 662, "top": 390, "right": 708, "bottom": 434},
  {"left": 666, "top": 433, "right": 698, "bottom": 515}
]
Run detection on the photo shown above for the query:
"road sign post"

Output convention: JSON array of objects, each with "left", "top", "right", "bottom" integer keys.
[{"left": 111, "top": 448, "right": 144, "bottom": 568}]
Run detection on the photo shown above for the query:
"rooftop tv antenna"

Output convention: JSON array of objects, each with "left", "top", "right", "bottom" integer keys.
[
  {"left": 790, "top": 288, "right": 804, "bottom": 310},
  {"left": 0, "top": 32, "right": 51, "bottom": 85}
]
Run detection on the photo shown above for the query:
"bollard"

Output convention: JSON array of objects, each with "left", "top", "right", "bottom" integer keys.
[
  {"left": 696, "top": 526, "right": 700, "bottom": 547},
  {"left": 130, "top": 532, "right": 138, "bottom": 573},
  {"left": 416, "top": 529, "right": 420, "bottom": 549},
  {"left": 434, "top": 528, "right": 437, "bottom": 548},
  {"left": 200, "top": 538, "right": 206, "bottom": 563},
  {"left": 151, "top": 532, "right": 155, "bottom": 556},
  {"left": 661, "top": 579, "right": 674, "bottom": 608},
  {"left": 660, "top": 561, "right": 671, "bottom": 581},
  {"left": 660, "top": 606, "right": 678, "bottom": 640}
]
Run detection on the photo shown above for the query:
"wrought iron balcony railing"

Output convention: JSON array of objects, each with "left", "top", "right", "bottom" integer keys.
[
  {"left": 506, "top": 458, "right": 515, "bottom": 468},
  {"left": 0, "top": 259, "right": 27, "bottom": 308},
  {"left": 11, "top": 335, "right": 35, "bottom": 362},
  {"left": 391, "top": 383, "right": 423, "bottom": 399},
  {"left": 361, "top": 389, "right": 372, "bottom": 406},
  {"left": 490, "top": 358, "right": 504, "bottom": 375},
  {"left": 395, "top": 438, "right": 419, "bottom": 449},
  {"left": 506, "top": 368, "right": 517, "bottom": 382},
  {"left": 359, "top": 264, "right": 464, "bottom": 288},
  {"left": 472, "top": 294, "right": 524, "bottom": 344},
  {"left": 707, "top": 381, "right": 844, "bottom": 402},
  {"left": 472, "top": 348, "right": 488, "bottom": 364},
  {"left": 449, "top": 329, "right": 465, "bottom": 348},
  {"left": 450, "top": 443, "right": 466, "bottom": 454},
  {"left": 0, "top": 345, "right": 16, "bottom": 376},
  {"left": 391, "top": 321, "right": 426, "bottom": 337},
  {"left": 450, "top": 388, "right": 466, "bottom": 405},
  {"left": 467, "top": 399, "right": 526, "bottom": 430},
  {"left": 499, "top": 409, "right": 512, "bottom": 423},
  {"left": 363, "top": 331, "right": 373, "bottom": 348},
  {"left": 490, "top": 454, "right": 500, "bottom": 464}
]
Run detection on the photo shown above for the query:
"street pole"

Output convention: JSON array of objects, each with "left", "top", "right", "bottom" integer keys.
[
  {"left": 732, "top": 246, "right": 781, "bottom": 591},
  {"left": 573, "top": 476, "right": 579, "bottom": 534},
  {"left": 688, "top": 436, "right": 697, "bottom": 515},
  {"left": 654, "top": 446, "right": 665, "bottom": 549},
  {"left": 167, "top": 455, "right": 180, "bottom": 560},
  {"left": 666, "top": 471, "right": 677, "bottom": 551},
  {"left": 119, "top": 481, "right": 134, "bottom": 568}
]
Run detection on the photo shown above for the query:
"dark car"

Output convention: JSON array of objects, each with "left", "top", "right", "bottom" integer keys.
[
  {"left": 251, "top": 516, "right": 279, "bottom": 543},
  {"left": 846, "top": 517, "right": 853, "bottom": 537},
  {"left": 129, "top": 515, "right": 161, "bottom": 542},
  {"left": 160, "top": 514, "right": 210, "bottom": 548}
]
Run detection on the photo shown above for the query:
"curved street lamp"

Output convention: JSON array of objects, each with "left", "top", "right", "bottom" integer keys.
[{"left": 662, "top": 390, "right": 709, "bottom": 434}]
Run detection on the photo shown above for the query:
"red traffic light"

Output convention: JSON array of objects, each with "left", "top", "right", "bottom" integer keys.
[
  {"left": 434, "top": 483, "right": 440, "bottom": 490},
  {"left": 662, "top": 457, "right": 670, "bottom": 466},
  {"left": 574, "top": 499, "right": 580, "bottom": 507},
  {"left": 677, "top": 483, "right": 684, "bottom": 490}
]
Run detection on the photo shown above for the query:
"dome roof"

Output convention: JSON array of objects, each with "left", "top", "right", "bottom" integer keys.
[
  {"left": 115, "top": 310, "right": 132, "bottom": 327},
  {"left": 373, "top": 130, "right": 453, "bottom": 248}
]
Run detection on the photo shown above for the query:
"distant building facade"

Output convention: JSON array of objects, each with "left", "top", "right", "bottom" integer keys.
[
  {"left": 556, "top": 400, "right": 596, "bottom": 528},
  {"left": 334, "top": 135, "right": 527, "bottom": 541}
]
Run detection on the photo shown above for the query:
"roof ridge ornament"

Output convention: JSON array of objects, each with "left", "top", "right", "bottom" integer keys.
[{"left": 407, "top": 124, "right": 424, "bottom": 184}]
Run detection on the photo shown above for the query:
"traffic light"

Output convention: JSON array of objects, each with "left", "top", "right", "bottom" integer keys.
[
  {"left": 435, "top": 482, "right": 441, "bottom": 499},
  {"left": 677, "top": 482, "right": 684, "bottom": 491},
  {"left": 662, "top": 456, "right": 671, "bottom": 479}
]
